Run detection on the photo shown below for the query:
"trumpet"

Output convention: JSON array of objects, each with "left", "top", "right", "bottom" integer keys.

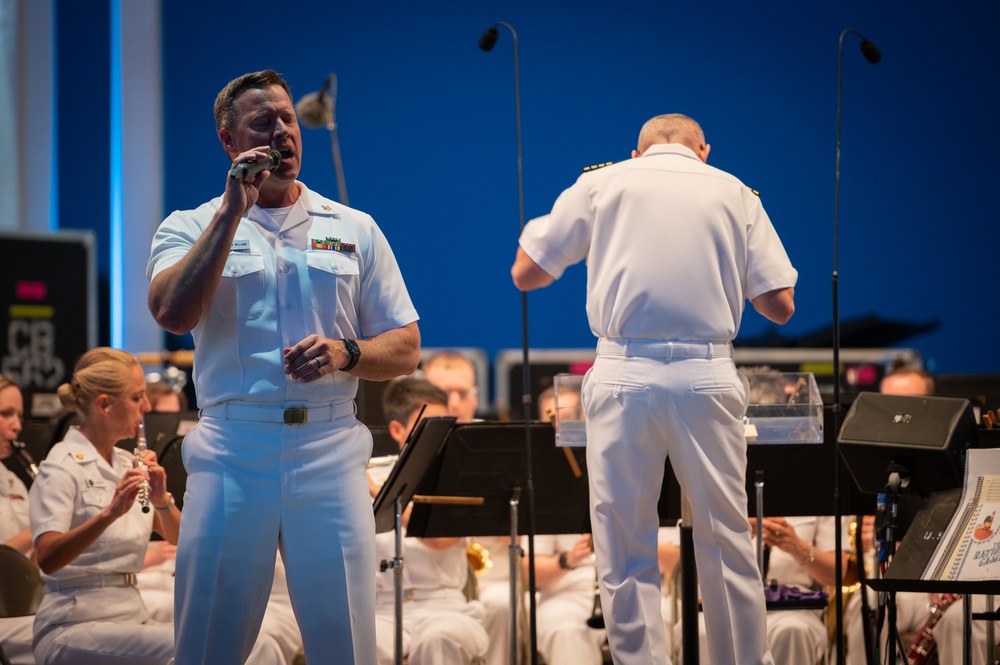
[{"left": 134, "top": 423, "right": 151, "bottom": 513}]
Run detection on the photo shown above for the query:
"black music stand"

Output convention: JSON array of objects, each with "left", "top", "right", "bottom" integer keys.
[
  {"left": 404, "top": 421, "right": 591, "bottom": 665},
  {"left": 372, "top": 416, "right": 461, "bottom": 665},
  {"left": 407, "top": 421, "right": 590, "bottom": 537},
  {"left": 866, "top": 488, "right": 1000, "bottom": 665}
]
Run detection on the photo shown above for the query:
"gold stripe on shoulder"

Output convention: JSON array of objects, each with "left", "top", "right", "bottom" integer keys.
[
  {"left": 748, "top": 187, "right": 760, "bottom": 197},
  {"left": 582, "top": 161, "right": 614, "bottom": 174}
]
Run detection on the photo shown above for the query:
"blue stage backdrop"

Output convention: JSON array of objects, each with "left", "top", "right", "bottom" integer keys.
[{"left": 59, "top": 0, "right": 1000, "bottom": 375}]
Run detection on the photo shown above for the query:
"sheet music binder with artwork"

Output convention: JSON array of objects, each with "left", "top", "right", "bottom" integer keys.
[{"left": 922, "top": 448, "right": 1000, "bottom": 581}]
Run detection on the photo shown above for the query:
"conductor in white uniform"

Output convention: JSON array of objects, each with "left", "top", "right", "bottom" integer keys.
[{"left": 511, "top": 113, "right": 797, "bottom": 665}]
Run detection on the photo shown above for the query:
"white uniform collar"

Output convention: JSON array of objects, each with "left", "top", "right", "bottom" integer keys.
[
  {"left": 62, "top": 426, "right": 129, "bottom": 471},
  {"left": 641, "top": 143, "right": 700, "bottom": 160},
  {"left": 246, "top": 182, "right": 350, "bottom": 231}
]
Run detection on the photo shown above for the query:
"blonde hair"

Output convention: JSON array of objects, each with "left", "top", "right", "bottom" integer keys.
[
  {"left": 57, "top": 347, "right": 138, "bottom": 416},
  {"left": 422, "top": 351, "right": 476, "bottom": 379},
  {"left": 0, "top": 374, "right": 17, "bottom": 393}
]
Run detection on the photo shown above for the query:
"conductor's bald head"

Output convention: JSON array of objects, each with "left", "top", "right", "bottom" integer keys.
[{"left": 635, "top": 114, "right": 710, "bottom": 162}]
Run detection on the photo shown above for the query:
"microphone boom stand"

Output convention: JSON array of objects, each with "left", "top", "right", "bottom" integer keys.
[
  {"left": 481, "top": 21, "right": 539, "bottom": 665},
  {"left": 833, "top": 27, "right": 880, "bottom": 665},
  {"left": 324, "top": 74, "right": 349, "bottom": 206}
]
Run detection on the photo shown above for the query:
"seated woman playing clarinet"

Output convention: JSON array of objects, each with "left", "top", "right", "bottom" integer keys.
[{"left": 29, "top": 347, "right": 181, "bottom": 665}]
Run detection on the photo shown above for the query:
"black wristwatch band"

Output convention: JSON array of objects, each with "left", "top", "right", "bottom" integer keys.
[
  {"left": 558, "top": 551, "right": 574, "bottom": 570},
  {"left": 341, "top": 339, "right": 361, "bottom": 372}
]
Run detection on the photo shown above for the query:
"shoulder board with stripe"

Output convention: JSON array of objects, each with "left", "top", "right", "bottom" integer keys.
[
  {"left": 748, "top": 187, "right": 760, "bottom": 197},
  {"left": 582, "top": 161, "right": 615, "bottom": 174}
]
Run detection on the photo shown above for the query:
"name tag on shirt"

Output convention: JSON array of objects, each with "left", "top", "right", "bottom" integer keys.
[{"left": 231, "top": 239, "right": 251, "bottom": 251}]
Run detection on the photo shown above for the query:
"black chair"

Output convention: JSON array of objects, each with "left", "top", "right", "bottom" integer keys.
[{"left": 0, "top": 544, "right": 43, "bottom": 618}]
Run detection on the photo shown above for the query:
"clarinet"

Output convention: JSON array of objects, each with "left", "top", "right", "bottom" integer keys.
[
  {"left": 11, "top": 441, "right": 39, "bottom": 479},
  {"left": 905, "top": 593, "right": 961, "bottom": 665},
  {"left": 134, "top": 423, "right": 151, "bottom": 513}
]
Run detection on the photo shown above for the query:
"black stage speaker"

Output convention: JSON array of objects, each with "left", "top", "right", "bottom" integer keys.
[{"left": 838, "top": 393, "right": 978, "bottom": 497}]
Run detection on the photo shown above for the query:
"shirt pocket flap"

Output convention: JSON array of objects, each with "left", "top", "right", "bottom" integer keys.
[{"left": 306, "top": 250, "right": 360, "bottom": 277}]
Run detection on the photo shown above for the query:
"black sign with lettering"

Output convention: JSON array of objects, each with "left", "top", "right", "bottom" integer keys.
[{"left": 0, "top": 231, "right": 95, "bottom": 403}]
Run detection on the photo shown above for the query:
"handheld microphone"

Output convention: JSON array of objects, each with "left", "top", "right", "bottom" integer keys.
[{"left": 229, "top": 149, "right": 282, "bottom": 180}]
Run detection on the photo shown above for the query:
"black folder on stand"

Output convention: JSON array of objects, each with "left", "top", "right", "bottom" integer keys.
[{"left": 405, "top": 421, "right": 591, "bottom": 538}]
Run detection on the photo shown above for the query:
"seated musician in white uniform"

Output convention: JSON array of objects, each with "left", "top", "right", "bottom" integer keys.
[
  {"left": 1, "top": 374, "right": 37, "bottom": 665},
  {"left": 368, "top": 376, "right": 488, "bottom": 665},
  {"left": 528, "top": 383, "right": 606, "bottom": 665},
  {"left": 424, "top": 352, "right": 520, "bottom": 665},
  {"left": 28, "top": 348, "right": 181, "bottom": 665}
]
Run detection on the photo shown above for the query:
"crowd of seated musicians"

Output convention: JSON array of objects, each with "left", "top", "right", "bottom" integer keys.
[{"left": 3, "top": 360, "right": 998, "bottom": 665}]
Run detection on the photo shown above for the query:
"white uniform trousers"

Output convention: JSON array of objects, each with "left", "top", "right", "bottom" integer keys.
[
  {"left": 0, "top": 616, "right": 37, "bottom": 665},
  {"left": 479, "top": 578, "right": 515, "bottom": 665},
  {"left": 373, "top": 594, "right": 488, "bottom": 665},
  {"left": 246, "top": 597, "right": 302, "bottom": 665},
  {"left": 583, "top": 349, "right": 773, "bottom": 665},
  {"left": 174, "top": 414, "right": 376, "bottom": 665},
  {"left": 937, "top": 595, "right": 995, "bottom": 665},
  {"left": 843, "top": 588, "right": 928, "bottom": 665},
  {"left": 536, "top": 587, "right": 605, "bottom": 665},
  {"left": 677, "top": 609, "right": 827, "bottom": 665},
  {"left": 32, "top": 586, "right": 172, "bottom": 665}
]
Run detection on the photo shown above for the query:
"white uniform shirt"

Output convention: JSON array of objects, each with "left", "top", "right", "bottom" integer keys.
[
  {"left": 0, "top": 462, "right": 29, "bottom": 542},
  {"left": 533, "top": 533, "right": 595, "bottom": 600},
  {"left": 758, "top": 516, "right": 849, "bottom": 590},
  {"left": 374, "top": 530, "right": 469, "bottom": 594},
  {"left": 29, "top": 427, "right": 153, "bottom": 583},
  {"left": 147, "top": 183, "right": 419, "bottom": 408},
  {"left": 519, "top": 144, "right": 798, "bottom": 342},
  {"left": 369, "top": 455, "right": 469, "bottom": 594}
]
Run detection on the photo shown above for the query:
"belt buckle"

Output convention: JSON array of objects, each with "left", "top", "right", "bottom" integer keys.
[
  {"left": 123, "top": 573, "right": 137, "bottom": 586},
  {"left": 284, "top": 408, "right": 308, "bottom": 425}
]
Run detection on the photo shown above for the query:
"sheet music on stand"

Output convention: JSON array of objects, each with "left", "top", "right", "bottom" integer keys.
[{"left": 923, "top": 448, "right": 1000, "bottom": 581}]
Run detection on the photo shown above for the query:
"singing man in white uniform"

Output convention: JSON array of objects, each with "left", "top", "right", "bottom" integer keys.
[
  {"left": 511, "top": 113, "right": 797, "bottom": 665},
  {"left": 147, "top": 69, "right": 420, "bottom": 665}
]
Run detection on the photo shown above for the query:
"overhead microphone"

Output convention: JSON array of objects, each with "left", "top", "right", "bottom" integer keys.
[
  {"left": 295, "top": 73, "right": 349, "bottom": 205},
  {"left": 479, "top": 26, "right": 499, "bottom": 51},
  {"left": 859, "top": 38, "right": 882, "bottom": 64},
  {"left": 295, "top": 74, "right": 335, "bottom": 129},
  {"left": 228, "top": 149, "right": 282, "bottom": 179}
]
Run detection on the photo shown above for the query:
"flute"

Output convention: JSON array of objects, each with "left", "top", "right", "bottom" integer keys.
[{"left": 134, "top": 423, "right": 151, "bottom": 513}]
